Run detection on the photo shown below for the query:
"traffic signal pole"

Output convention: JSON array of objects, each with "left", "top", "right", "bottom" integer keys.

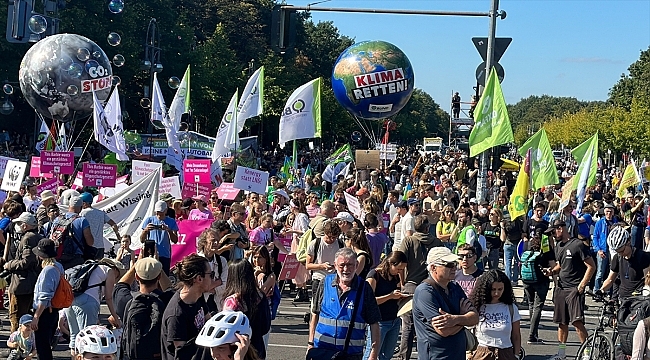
[{"left": 476, "top": 0, "right": 500, "bottom": 203}]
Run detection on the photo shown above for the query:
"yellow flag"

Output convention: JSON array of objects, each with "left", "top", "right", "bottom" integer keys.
[
  {"left": 617, "top": 163, "right": 640, "bottom": 199},
  {"left": 508, "top": 149, "right": 531, "bottom": 220}
]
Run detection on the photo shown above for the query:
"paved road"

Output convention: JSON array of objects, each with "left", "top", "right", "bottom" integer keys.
[{"left": 0, "top": 285, "right": 599, "bottom": 360}]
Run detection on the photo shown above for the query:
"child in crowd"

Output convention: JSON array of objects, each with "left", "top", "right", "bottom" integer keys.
[{"left": 7, "top": 314, "right": 36, "bottom": 360}]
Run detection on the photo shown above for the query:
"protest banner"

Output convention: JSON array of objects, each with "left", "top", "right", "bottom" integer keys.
[
  {"left": 216, "top": 183, "right": 239, "bottom": 200},
  {"left": 171, "top": 219, "right": 214, "bottom": 266},
  {"left": 1, "top": 160, "right": 27, "bottom": 192},
  {"left": 233, "top": 166, "right": 268, "bottom": 194},
  {"left": 40, "top": 151, "right": 74, "bottom": 174},
  {"left": 279, "top": 254, "right": 300, "bottom": 280},
  {"left": 29, "top": 157, "right": 54, "bottom": 179},
  {"left": 131, "top": 160, "right": 162, "bottom": 183},
  {"left": 160, "top": 176, "right": 182, "bottom": 199},
  {"left": 0, "top": 156, "right": 18, "bottom": 178},
  {"left": 37, "top": 177, "right": 60, "bottom": 194},
  {"left": 343, "top": 192, "right": 362, "bottom": 218},
  {"left": 95, "top": 168, "right": 160, "bottom": 245},
  {"left": 183, "top": 159, "right": 211, "bottom": 184},
  {"left": 181, "top": 182, "right": 212, "bottom": 199},
  {"left": 83, "top": 163, "right": 117, "bottom": 187}
]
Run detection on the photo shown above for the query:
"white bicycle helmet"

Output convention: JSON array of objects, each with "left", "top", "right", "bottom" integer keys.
[
  {"left": 196, "top": 311, "right": 252, "bottom": 348},
  {"left": 607, "top": 224, "right": 630, "bottom": 251},
  {"left": 75, "top": 325, "right": 118, "bottom": 355}
]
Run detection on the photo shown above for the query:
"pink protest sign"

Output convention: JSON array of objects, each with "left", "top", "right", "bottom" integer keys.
[
  {"left": 181, "top": 182, "right": 212, "bottom": 199},
  {"left": 37, "top": 177, "right": 60, "bottom": 194},
  {"left": 29, "top": 157, "right": 53, "bottom": 179},
  {"left": 40, "top": 151, "right": 74, "bottom": 174},
  {"left": 216, "top": 183, "right": 239, "bottom": 200},
  {"left": 183, "top": 159, "right": 211, "bottom": 184},
  {"left": 171, "top": 219, "right": 214, "bottom": 267},
  {"left": 279, "top": 254, "right": 300, "bottom": 280},
  {"left": 82, "top": 163, "right": 117, "bottom": 187},
  {"left": 71, "top": 172, "right": 83, "bottom": 190}
]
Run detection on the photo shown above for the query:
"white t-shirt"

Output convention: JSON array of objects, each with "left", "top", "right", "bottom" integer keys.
[
  {"left": 392, "top": 218, "right": 403, "bottom": 252},
  {"left": 85, "top": 265, "right": 111, "bottom": 305},
  {"left": 401, "top": 212, "right": 415, "bottom": 236},
  {"left": 476, "top": 302, "right": 521, "bottom": 348},
  {"left": 23, "top": 195, "right": 41, "bottom": 214},
  {"left": 80, "top": 208, "right": 112, "bottom": 248}
]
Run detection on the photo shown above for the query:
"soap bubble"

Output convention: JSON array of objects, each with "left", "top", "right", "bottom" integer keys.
[
  {"left": 66, "top": 85, "right": 79, "bottom": 95},
  {"left": 3, "top": 84, "right": 13, "bottom": 95},
  {"left": 92, "top": 50, "right": 102, "bottom": 59},
  {"left": 28, "top": 15, "right": 47, "bottom": 34},
  {"left": 112, "top": 76, "right": 121, "bottom": 86},
  {"left": 140, "top": 98, "right": 151, "bottom": 108},
  {"left": 76, "top": 48, "right": 90, "bottom": 61},
  {"left": 107, "top": 32, "right": 121, "bottom": 46},
  {"left": 168, "top": 76, "right": 180, "bottom": 89},
  {"left": 67, "top": 63, "right": 83, "bottom": 78},
  {"left": 108, "top": 0, "right": 124, "bottom": 14},
  {"left": 112, "top": 54, "right": 125, "bottom": 67}
]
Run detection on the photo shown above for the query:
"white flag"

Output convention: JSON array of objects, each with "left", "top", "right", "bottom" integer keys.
[
  {"left": 35, "top": 118, "right": 50, "bottom": 154},
  {"left": 237, "top": 66, "right": 264, "bottom": 131},
  {"left": 169, "top": 65, "right": 190, "bottom": 132},
  {"left": 575, "top": 142, "right": 595, "bottom": 213},
  {"left": 104, "top": 87, "right": 128, "bottom": 161},
  {"left": 279, "top": 78, "right": 321, "bottom": 146},
  {"left": 152, "top": 73, "right": 183, "bottom": 157},
  {"left": 57, "top": 123, "right": 67, "bottom": 151},
  {"left": 212, "top": 91, "right": 239, "bottom": 163}
]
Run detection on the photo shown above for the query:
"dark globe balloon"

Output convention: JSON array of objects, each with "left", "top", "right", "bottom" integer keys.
[
  {"left": 19, "top": 34, "right": 113, "bottom": 122},
  {"left": 332, "top": 40, "right": 414, "bottom": 120}
]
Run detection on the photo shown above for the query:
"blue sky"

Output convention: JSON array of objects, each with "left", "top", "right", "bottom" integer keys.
[{"left": 295, "top": 0, "right": 650, "bottom": 106}]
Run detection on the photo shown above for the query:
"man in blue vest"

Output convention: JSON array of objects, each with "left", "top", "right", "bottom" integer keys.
[{"left": 308, "top": 247, "right": 381, "bottom": 360}]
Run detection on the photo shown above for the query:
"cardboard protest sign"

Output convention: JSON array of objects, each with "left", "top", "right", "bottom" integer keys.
[
  {"left": 233, "top": 166, "right": 269, "bottom": 195},
  {"left": 355, "top": 150, "right": 380, "bottom": 169},
  {"left": 131, "top": 160, "right": 162, "bottom": 183},
  {"left": 1, "top": 160, "right": 27, "bottom": 191},
  {"left": 181, "top": 182, "right": 212, "bottom": 199},
  {"left": 216, "top": 183, "right": 239, "bottom": 200},
  {"left": 82, "top": 163, "right": 117, "bottom": 187},
  {"left": 37, "top": 177, "right": 61, "bottom": 194},
  {"left": 183, "top": 159, "right": 211, "bottom": 184},
  {"left": 344, "top": 192, "right": 362, "bottom": 218},
  {"left": 160, "top": 176, "right": 182, "bottom": 199}
]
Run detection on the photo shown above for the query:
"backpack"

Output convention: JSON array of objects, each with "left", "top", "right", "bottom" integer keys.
[
  {"left": 120, "top": 292, "right": 164, "bottom": 360},
  {"left": 50, "top": 215, "right": 97, "bottom": 260},
  {"left": 520, "top": 251, "right": 541, "bottom": 283},
  {"left": 65, "top": 261, "right": 105, "bottom": 296},
  {"left": 311, "top": 236, "right": 345, "bottom": 265},
  {"left": 617, "top": 295, "right": 650, "bottom": 355},
  {"left": 51, "top": 266, "right": 73, "bottom": 308},
  {"left": 296, "top": 216, "right": 326, "bottom": 264}
]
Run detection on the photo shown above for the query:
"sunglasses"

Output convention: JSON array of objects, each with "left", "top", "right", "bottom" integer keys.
[
  {"left": 459, "top": 253, "right": 475, "bottom": 259},
  {"left": 440, "top": 262, "right": 457, "bottom": 269}
]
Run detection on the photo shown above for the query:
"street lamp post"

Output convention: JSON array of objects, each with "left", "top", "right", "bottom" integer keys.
[{"left": 142, "top": 18, "right": 163, "bottom": 134}]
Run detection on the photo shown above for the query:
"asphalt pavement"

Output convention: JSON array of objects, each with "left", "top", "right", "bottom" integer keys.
[{"left": 0, "top": 284, "right": 599, "bottom": 360}]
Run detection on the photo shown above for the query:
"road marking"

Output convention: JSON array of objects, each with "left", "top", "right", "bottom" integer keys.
[{"left": 518, "top": 309, "right": 597, "bottom": 320}]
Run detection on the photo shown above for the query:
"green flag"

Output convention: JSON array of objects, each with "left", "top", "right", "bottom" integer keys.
[
  {"left": 571, "top": 132, "right": 599, "bottom": 189},
  {"left": 518, "top": 128, "right": 559, "bottom": 190},
  {"left": 468, "top": 67, "right": 514, "bottom": 157},
  {"left": 326, "top": 143, "right": 354, "bottom": 165}
]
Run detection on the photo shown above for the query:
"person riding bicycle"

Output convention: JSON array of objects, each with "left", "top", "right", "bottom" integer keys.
[{"left": 597, "top": 224, "right": 650, "bottom": 299}]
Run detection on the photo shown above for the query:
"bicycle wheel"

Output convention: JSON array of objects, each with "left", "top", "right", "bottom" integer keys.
[{"left": 576, "top": 333, "right": 614, "bottom": 360}]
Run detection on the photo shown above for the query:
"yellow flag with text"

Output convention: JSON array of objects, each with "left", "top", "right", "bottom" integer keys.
[
  {"left": 508, "top": 149, "right": 531, "bottom": 220},
  {"left": 617, "top": 163, "right": 640, "bottom": 199}
]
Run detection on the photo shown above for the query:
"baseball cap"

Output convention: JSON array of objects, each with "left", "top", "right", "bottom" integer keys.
[
  {"left": 40, "top": 190, "right": 55, "bottom": 202},
  {"left": 192, "top": 194, "right": 207, "bottom": 202},
  {"left": 335, "top": 212, "right": 354, "bottom": 223},
  {"left": 134, "top": 258, "right": 163, "bottom": 281},
  {"left": 79, "top": 192, "right": 93, "bottom": 204},
  {"left": 370, "top": 170, "right": 378, "bottom": 176},
  {"left": 154, "top": 200, "right": 168, "bottom": 213},
  {"left": 397, "top": 200, "right": 408, "bottom": 209},
  {"left": 159, "top": 193, "right": 174, "bottom": 202},
  {"left": 426, "top": 247, "right": 461, "bottom": 266},
  {"left": 69, "top": 196, "right": 83, "bottom": 208},
  {"left": 12, "top": 212, "right": 37, "bottom": 227},
  {"left": 469, "top": 198, "right": 477, "bottom": 204},
  {"left": 19, "top": 314, "right": 33, "bottom": 326},
  {"left": 407, "top": 198, "right": 420, "bottom": 206}
]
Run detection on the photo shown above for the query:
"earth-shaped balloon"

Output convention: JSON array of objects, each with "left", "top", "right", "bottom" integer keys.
[
  {"left": 332, "top": 40, "right": 414, "bottom": 120},
  {"left": 19, "top": 33, "right": 113, "bottom": 123}
]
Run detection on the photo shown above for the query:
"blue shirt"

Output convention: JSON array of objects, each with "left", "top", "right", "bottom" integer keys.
[
  {"left": 141, "top": 216, "right": 178, "bottom": 258},
  {"left": 0, "top": 217, "right": 10, "bottom": 232},
  {"left": 52, "top": 213, "right": 90, "bottom": 255},
  {"left": 33, "top": 262, "right": 64, "bottom": 309},
  {"left": 413, "top": 279, "right": 468, "bottom": 360},
  {"left": 577, "top": 213, "right": 593, "bottom": 238}
]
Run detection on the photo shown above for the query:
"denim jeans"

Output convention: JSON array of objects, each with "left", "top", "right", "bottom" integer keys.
[
  {"left": 503, "top": 243, "right": 519, "bottom": 284},
  {"left": 524, "top": 281, "right": 549, "bottom": 339},
  {"left": 487, "top": 248, "right": 500, "bottom": 270},
  {"left": 363, "top": 318, "right": 401, "bottom": 360},
  {"left": 65, "top": 292, "right": 100, "bottom": 350},
  {"left": 595, "top": 254, "right": 609, "bottom": 291}
]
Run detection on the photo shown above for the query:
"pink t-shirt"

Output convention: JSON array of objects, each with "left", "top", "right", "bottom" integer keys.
[{"left": 188, "top": 208, "right": 214, "bottom": 220}]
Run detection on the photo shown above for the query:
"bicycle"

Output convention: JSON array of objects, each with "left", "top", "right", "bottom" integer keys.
[{"left": 576, "top": 291, "right": 618, "bottom": 360}]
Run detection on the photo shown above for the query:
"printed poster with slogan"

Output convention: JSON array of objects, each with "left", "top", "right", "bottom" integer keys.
[
  {"left": 233, "top": 166, "right": 269, "bottom": 195},
  {"left": 131, "top": 160, "right": 162, "bottom": 183},
  {"left": 1, "top": 160, "right": 27, "bottom": 192},
  {"left": 94, "top": 168, "right": 161, "bottom": 246},
  {"left": 0, "top": 156, "right": 18, "bottom": 178}
]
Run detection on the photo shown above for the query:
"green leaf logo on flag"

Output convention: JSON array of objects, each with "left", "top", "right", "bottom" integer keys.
[{"left": 469, "top": 67, "right": 514, "bottom": 157}]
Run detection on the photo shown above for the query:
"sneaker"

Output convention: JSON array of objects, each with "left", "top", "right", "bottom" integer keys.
[
  {"left": 527, "top": 336, "right": 545, "bottom": 344},
  {"left": 548, "top": 354, "right": 566, "bottom": 360}
]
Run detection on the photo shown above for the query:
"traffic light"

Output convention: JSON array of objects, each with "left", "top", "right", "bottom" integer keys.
[{"left": 270, "top": 5, "right": 296, "bottom": 54}]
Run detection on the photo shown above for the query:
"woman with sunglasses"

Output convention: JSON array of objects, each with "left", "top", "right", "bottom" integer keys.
[
  {"left": 483, "top": 208, "right": 506, "bottom": 270},
  {"left": 222, "top": 260, "right": 271, "bottom": 360},
  {"left": 436, "top": 205, "right": 457, "bottom": 251}
]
